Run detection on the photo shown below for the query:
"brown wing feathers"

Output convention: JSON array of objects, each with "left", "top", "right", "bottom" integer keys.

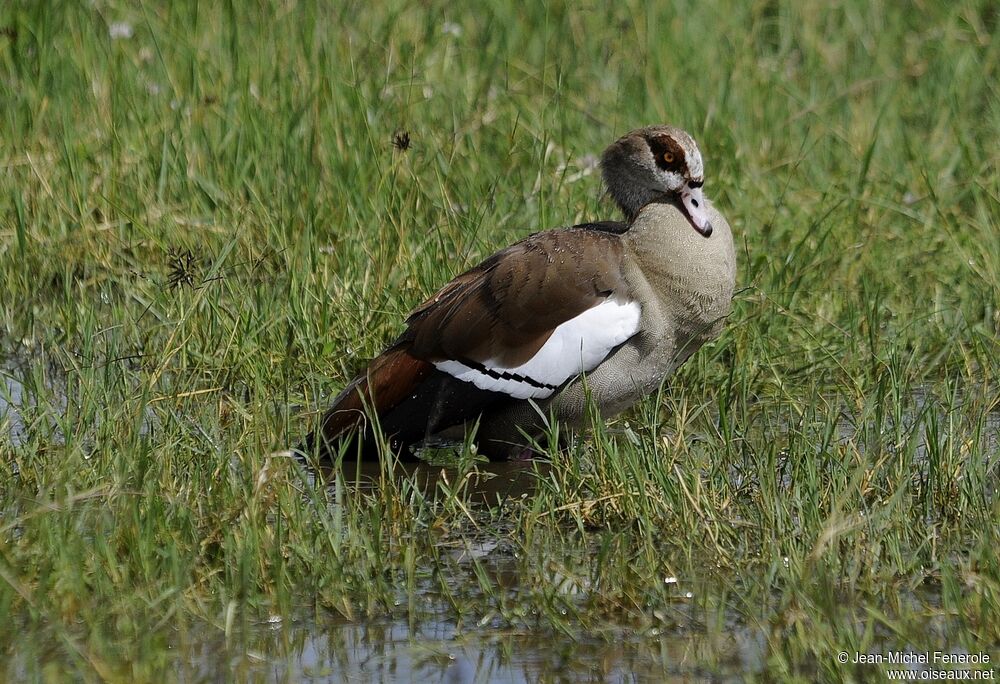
[
  {"left": 308, "top": 226, "right": 628, "bottom": 459},
  {"left": 408, "top": 229, "right": 628, "bottom": 366}
]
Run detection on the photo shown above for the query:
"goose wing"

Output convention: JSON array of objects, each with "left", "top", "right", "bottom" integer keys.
[{"left": 314, "top": 223, "right": 640, "bottom": 450}]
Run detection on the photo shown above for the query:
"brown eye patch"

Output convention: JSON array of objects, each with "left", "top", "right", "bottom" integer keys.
[{"left": 647, "top": 135, "right": 687, "bottom": 174}]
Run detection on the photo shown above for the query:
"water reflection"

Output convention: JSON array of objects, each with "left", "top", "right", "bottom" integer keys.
[
  {"left": 321, "top": 458, "right": 547, "bottom": 505},
  {"left": 177, "top": 611, "right": 755, "bottom": 683}
]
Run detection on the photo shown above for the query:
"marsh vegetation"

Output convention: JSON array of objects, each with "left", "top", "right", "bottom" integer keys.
[{"left": 1, "top": 1, "right": 998, "bottom": 681}]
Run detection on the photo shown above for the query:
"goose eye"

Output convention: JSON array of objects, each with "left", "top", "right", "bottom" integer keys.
[{"left": 663, "top": 152, "right": 674, "bottom": 163}]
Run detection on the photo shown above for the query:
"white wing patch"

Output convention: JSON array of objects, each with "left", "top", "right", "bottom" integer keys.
[{"left": 435, "top": 298, "right": 641, "bottom": 399}]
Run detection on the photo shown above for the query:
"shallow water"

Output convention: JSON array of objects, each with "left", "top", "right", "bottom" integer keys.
[
  {"left": 0, "top": 361, "right": 27, "bottom": 447},
  {"left": 326, "top": 458, "right": 546, "bottom": 505},
  {"left": 3, "top": 353, "right": 997, "bottom": 680},
  {"left": 102, "top": 453, "right": 765, "bottom": 683},
  {"left": 172, "top": 610, "right": 761, "bottom": 683}
]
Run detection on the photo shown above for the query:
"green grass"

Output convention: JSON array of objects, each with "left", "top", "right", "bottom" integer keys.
[{"left": 1, "top": 0, "right": 998, "bottom": 681}]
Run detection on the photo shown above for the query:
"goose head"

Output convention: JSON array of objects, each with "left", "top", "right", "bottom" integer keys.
[{"left": 600, "top": 125, "right": 712, "bottom": 237}]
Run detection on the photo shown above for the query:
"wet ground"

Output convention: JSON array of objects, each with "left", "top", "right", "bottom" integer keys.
[{"left": 3, "top": 351, "right": 997, "bottom": 681}]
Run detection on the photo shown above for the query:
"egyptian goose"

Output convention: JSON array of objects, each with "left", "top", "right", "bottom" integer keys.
[{"left": 306, "top": 125, "right": 736, "bottom": 460}]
